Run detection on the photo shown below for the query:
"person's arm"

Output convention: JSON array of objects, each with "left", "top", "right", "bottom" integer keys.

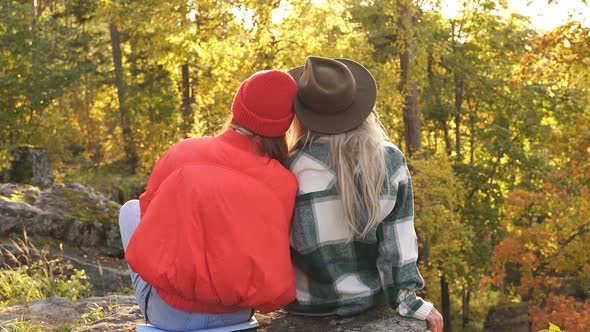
[{"left": 376, "top": 146, "right": 432, "bottom": 320}]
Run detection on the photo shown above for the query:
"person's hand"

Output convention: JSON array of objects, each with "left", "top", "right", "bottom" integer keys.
[{"left": 426, "top": 306, "right": 443, "bottom": 332}]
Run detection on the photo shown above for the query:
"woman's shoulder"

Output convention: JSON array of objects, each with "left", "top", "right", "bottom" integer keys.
[
  {"left": 271, "top": 161, "right": 298, "bottom": 194},
  {"left": 148, "top": 137, "right": 216, "bottom": 179},
  {"left": 162, "top": 136, "right": 221, "bottom": 162},
  {"left": 383, "top": 140, "right": 404, "bottom": 156},
  {"left": 168, "top": 136, "right": 214, "bottom": 153},
  {"left": 383, "top": 140, "right": 406, "bottom": 160},
  {"left": 286, "top": 141, "right": 331, "bottom": 170},
  {"left": 383, "top": 141, "right": 408, "bottom": 175}
]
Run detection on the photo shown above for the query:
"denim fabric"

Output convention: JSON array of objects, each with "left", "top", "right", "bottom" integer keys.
[{"left": 119, "top": 200, "right": 252, "bottom": 331}]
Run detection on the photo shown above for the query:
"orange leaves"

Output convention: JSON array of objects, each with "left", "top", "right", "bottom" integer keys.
[
  {"left": 492, "top": 119, "right": 590, "bottom": 330},
  {"left": 530, "top": 294, "right": 590, "bottom": 332},
  {"left": 503, "top": 189, "right": 542, "bottom": 224}
]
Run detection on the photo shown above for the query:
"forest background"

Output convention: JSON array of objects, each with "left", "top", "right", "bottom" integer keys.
[{"left": 1, "top": 0, "right": 589, "bottom": 331}]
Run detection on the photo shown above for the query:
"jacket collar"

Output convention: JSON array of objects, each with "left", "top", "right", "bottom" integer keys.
[{"left": 217, "top": 129, "right": 265, "bottom": 156}]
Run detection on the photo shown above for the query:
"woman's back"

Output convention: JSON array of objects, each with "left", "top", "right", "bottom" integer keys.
[
  {"left": 287, "top": 138, "right": 428, "bottom": 317},
  {"left": 123, "top": 70, "right": 300, "bottom": 321},
  {"left": 126, "top": 129, "right": 298, "bottom": 313}
]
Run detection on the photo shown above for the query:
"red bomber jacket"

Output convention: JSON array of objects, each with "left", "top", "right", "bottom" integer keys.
[{"left": 125, "top": 129, "right": 298, "bottom": 313}]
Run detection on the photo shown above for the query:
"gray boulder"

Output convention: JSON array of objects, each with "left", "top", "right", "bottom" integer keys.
[
  {"left": 257, "top": 306, "right": 427, "bottom": 332},
  {"left": 483, "top": 302, "right": 530, "bottom": 332},
  {"left": 73, "top": 305, "right": 144, "bottom": 332},
  {"left": 0, "top": 197, "right": 42, "bottom": 234},
  {"left": 0, "top": 295, "right": 139, "bottom": 331},
  {"left": 0, "top": 182, "right": 123, "bottom": 257},
  {"left": 2, "top": 146, "right": 53, "bottom": 187}
]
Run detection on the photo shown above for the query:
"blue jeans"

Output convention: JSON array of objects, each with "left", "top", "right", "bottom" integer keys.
[{"left": 119, "top": 200, "right": 253, "bottom": 331}]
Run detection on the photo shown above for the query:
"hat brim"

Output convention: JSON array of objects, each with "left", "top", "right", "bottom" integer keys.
[{"left": 288, "top": 58, "right": 377, "bottom": 134}]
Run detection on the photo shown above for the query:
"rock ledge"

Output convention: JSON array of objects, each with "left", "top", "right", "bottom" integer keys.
[{"left": 0, "top": 297, "right": 427, "bottom": 332}]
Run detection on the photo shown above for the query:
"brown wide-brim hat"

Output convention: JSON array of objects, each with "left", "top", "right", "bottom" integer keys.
[{"left": 288, "top": 56, "right": 377, "bottom": 134}]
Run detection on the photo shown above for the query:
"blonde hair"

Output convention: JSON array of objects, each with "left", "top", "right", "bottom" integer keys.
[{"left": 299, "top": 112, "right": 388, "bottom": 238}]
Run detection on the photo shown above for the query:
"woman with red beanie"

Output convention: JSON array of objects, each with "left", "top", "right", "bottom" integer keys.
[{"left": 119, "top": 70, "right": 299, "bottom": 331}]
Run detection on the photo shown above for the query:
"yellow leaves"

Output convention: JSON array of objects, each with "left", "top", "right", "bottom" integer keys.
[
  {"left": 411, "top": 153, "right": 472, "bottom": 283},
  {"left": 547, "top": 322, "right": 563, "bottom": 332},
  {"left": 545, "top": 240, "right": 558, "bottom": 252}
]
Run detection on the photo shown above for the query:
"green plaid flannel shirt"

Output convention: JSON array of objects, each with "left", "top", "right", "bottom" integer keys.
[{"left": 285, "top": 138, "right": 433, "bottom": 320}]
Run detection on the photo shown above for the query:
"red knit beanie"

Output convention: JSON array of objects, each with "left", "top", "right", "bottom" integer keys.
[{"left": 231, "top": 70, "right": 297, "bottom": 137}]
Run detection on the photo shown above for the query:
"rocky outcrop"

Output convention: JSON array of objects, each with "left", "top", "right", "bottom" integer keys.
[
  {"left": 257, "top": 306, "right": 427, "bottom": 332},
  {"left": 73, "top": 305, "right": 144, "bottom": 332},
  {"left": 0, "top": 182, "right": 123, "bottom": 257},
  {"left": 483, "top": 302, "right": 530, "bottom": 332},
  {"left": 0, "top": 296, "right": 139, "bottom": 331},
  {"left": 0, "top": 182, "right": 128, "bottom": 295},
  {"left": 2, "top": 146, "right": 53, "bottom": 187},
  {"left": 0, "top": 297, "right": 427, "bottom": 332}
]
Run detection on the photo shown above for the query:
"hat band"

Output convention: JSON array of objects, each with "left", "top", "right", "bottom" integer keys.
[{"left": 297, "top": 91, "right": 354, "bottom": 115}]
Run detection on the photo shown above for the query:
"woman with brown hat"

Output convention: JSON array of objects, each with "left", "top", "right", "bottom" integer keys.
[
  {"left": 119, "top": 70, "right": 299, "bottom": 331},
  {"left": 286, "top": 56, "right": 444, "bottom": 332}
]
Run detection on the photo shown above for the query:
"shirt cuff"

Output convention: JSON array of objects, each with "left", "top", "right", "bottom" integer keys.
[{"left": 413, "top": 300, "right": 433, "bottom": 320}]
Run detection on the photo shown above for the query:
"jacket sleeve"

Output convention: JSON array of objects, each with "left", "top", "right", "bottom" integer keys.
[{"left": 376, "top": 147, "right": 433, "bottom": 320}]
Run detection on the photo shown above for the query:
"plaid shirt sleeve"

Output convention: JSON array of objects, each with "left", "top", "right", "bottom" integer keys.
[{"left": 376, "top": 144, "right": 433, "bottom": 320}]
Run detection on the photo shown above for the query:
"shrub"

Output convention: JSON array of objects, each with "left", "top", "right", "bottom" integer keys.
[
  {"left": 79, "top": 303, "right": 112, "bottom": 325},
  {"left": 0, "top": 318, "right": 51, "bottom": 332},
  {"left": 0, "top": 230, "right": 91, "bottom": 305}
]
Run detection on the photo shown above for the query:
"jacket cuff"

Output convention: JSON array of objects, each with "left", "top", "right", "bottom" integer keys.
[{"left": 413, "top": 300, "right": 433, "bottom": 320}]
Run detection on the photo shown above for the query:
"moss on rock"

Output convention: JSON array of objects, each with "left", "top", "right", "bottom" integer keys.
[
  {"left": 0, "top": 182, "right": 124, "bottom": 257},
  {"left": 35, "top": 183, "right": 119, "bottom": 225}
]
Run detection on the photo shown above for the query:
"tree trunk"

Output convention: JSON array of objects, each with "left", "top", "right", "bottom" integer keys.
[
  {"left": 109, "top": 22, "right": 138, "bottom": 172},
  {"left": 181, "top": 62, "right": 194, "bottom": 137},
  {"left": 469, "top": 101, "right": 477, "bottom": 165},
  {"left": 441, "top": 275, "right": 452, "bottom": 332},
  {"left": 442, "top": 121, "right": 452, "bottom": 156},
  {"left": 427, "top": 53, "right": 451, "bottom": 156},
  {"left": 418, "top": 239, "right": 429, "bottom": 267},
  {"left": 28, "top": 0, "right": 40, "bottom": 130},
  {"left": 84, "top": 72, "right": 91, "bottom": 152},
  {"left": 398, "top": 0, "right": 421, "bottom": 158},
  {"left": 462, "top": 286, "right": 471, "bottom": 330},
  {"left": 454, "top": 75, "right": 463, "bottom": 162}
]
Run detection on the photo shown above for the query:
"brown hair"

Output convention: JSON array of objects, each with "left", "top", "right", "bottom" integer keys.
[{"left": 221, "top": 118, "right": 289, "bottom": 163}]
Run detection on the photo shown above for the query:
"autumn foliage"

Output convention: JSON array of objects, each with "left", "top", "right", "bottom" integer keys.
[
  {"left": 490, "top": 115, "right": 590, "bottom": 330},
  {"left": 1, "top": 0, "right": 589, "bottom": 330}
]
